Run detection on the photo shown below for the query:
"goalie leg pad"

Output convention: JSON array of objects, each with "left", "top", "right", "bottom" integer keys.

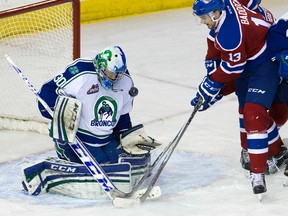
[
  {"left": 22, "top": 157, "right": 151, "bottom": 198},
  {"left": 22, "top": 160, "right": 48, "bottom": 195},
  {"left": 119, "top": 154, "right": 151, "bottom": 186},
  {"left": 50, "top": 96, "right": 82, "bottom": 143}
]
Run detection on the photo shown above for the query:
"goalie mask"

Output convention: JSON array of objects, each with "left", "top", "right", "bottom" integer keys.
[{"left": 93, "top": 45, "right": 127, "bottom": 90}]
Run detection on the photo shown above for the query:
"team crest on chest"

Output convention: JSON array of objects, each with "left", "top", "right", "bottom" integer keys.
[{"left": 90, "top": 96, "right": 118, "bottom": 127}]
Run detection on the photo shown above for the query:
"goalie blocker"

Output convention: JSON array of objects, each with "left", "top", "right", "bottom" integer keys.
[{"left": 50, "top": 96, "right": 82, "bottom": 143}]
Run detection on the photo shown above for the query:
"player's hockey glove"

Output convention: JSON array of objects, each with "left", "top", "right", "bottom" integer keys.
[
  {"left": 205, "top": 59, "right": 221, "bottom": 76},
  {"left": 198, "top": 94, "right": 223, "bottom": 111},
  {"left": 120, "top": 124, "right": 162, "bottom": 156},
  {"left": 191, "top": 76, "right": 224, "bottom": 111}
]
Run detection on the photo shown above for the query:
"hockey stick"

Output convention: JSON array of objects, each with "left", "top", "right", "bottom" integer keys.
[
  {"left": 4, "top": 54, "right": 118, "bottom": 199},
  {"left": 113, "top": 98, "right": 203, "bottom": 207}
]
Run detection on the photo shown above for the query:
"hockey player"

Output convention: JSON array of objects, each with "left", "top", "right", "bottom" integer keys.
[
  {"left": 266, "top": 14, "right": 288, "bottom": 82},
  {"left": 198, "top": 0, "right": 288, "bottom": 175},
  {"left": 200, "top": 1, "right": 288, "bottom": 174},
  {"left": 37, "top": 45, "right": 161, "bottom": 164},
  {"left": 21, "top": 45, "right": 162, "bottom": 198},
  {"left": 265, "top": 15, "right": 288, "bottom": 179},
  {"left": 237, "top": 4, "right": 288, "bottom": 175},
  {"left": 191, "top": 0, "right": 287, "bottom": 195}
]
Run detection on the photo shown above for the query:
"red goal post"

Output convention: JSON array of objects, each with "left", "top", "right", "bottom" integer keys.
[{"left": 0, "top": 0, "right": 80, "bottom": 133}]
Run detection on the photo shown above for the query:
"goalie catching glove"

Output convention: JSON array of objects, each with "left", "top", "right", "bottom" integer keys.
[
  {"left": 49, "top": 96, "right": 82, "bottom": 143},
  {"left": 120, "top": 124, "right": 162, "bottom": 156}
]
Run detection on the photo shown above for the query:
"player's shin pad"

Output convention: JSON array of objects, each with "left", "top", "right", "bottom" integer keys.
[
  {"left": 50, "top": 96, "right": 82, "bottom": 143},
  {"left": 120, "top": 124, "right": 162, "bottom": 156}
]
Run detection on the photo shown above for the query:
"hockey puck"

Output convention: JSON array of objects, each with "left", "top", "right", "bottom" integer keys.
[{"left": 129, "top": 87, "right": 138, "bottom": 97}]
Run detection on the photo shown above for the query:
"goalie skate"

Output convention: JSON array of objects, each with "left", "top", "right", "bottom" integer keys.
[{"left": 112, "top": 186, "right": 161, "bottom": 208}]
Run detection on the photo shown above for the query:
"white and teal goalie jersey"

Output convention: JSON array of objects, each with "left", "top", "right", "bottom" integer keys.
[{"left": 38, "top": 58, "right": 135, "bottom": 146}]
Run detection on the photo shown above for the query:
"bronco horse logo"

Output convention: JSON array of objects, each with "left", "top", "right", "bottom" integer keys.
[
  {"left": 94, "top": 96, "right": 117, "bottom": 123},
  {"left": 98, "top": 101, "right": 113, "bottom": 119}
]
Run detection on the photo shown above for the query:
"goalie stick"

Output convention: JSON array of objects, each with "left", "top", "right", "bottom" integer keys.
[
  {"left": 112, "top": 98, "right": 203, "bottom": 207},
  {"left": 4, "top": 54, "right": 120, "bottom": 200}
]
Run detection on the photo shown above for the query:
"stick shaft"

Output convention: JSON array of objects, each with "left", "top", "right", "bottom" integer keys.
[{"left": 140, "top": 99, "right": 202, "bottom": 203}]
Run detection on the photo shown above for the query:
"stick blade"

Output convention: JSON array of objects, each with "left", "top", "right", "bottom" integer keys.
[
  {"left": 131, "top": 185, "right": 161, "bottom": 199},
  {"left": 110, "top": 188, "right": 127, "bottom": 198},
  {"left": 112, "top": 197, "right": 141, "bottom": 208},
  {"left": 112, "top": 186, "right": 161, "bottom": 208}
]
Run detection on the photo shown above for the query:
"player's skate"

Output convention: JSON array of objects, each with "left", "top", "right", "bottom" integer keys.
[
  {"left": 285, "top": 162, "right": 288, "bottom": 177},
  {"left": 240, "top": 149, "right": 251, "bottom": 177},
  {"left": 279, "top": 142, "right": 288, "bottom": 186},
  {"left": 283, "top": 162, "right": 288, "bottom": 186},
  {"left": 250, "top": 172, "right": 266, "bottom": 201},
  {"left": 240, "top": 149, "right": 250, "bottom": 171},
  {"left": 240, "top": 146, "right": 288, "bottom": 175},
  {"left": 239, "top": 149, "right": 276, "bottom": 175},
  {"left": 266, "top": 156, "right": 278, "bottom": 174},
  {"left": 275, "top": 145, "right": 288, "bottom": 167},
  {"left": 267, "top": 145, "right": 288, "bottom": 174}
]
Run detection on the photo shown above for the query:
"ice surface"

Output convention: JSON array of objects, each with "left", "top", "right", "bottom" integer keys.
[{"left": 0, "top": 1, "right": 287, "bottom": 215}]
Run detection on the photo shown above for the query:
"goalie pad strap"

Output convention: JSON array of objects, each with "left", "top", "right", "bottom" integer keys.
[{"left": 49, "top": 96, "right": 82, "bottom": 143}]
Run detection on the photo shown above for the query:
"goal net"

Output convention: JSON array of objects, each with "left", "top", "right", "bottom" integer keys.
[{"left": 0, "top": 0, "right": 80, "bottom": 133}]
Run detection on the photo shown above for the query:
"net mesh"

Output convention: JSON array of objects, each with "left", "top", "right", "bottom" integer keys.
[{"left": 0, "top": 0, "right": 77, "bottom": 133}]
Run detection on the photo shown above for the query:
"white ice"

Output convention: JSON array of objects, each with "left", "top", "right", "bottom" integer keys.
[{"left": 1, "top": 0, "right": 288, "bottom": 215}]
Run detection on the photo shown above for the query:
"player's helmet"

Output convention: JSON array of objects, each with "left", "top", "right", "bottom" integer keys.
[
  {"left": 93, "top": 45, "right": 127, "bottom": 90},
  {"left": 193, "top": 0, "right": 225, "bottom": 16}
]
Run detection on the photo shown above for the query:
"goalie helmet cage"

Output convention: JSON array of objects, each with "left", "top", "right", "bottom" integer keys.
[{"left": 0, "top": 0, "right": 80, "bottom": 133}]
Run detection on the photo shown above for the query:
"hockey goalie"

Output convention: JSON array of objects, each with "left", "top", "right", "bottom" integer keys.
[{"left": 21, "top": 45, "right": 162, "bottom": 199}]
